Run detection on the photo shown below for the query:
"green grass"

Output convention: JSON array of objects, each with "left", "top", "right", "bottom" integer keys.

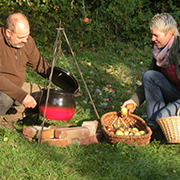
[{"left": 1, "top": 42, "right": 180, "bottom": 179}]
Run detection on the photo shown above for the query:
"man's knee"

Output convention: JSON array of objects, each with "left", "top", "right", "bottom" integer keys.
[{"left": 0, "top": 91, "right": 14, "bottom": 116}]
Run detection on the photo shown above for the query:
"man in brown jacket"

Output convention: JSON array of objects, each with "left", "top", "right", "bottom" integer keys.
[{"left": 0, "top": 12, "right": 50, "bottom": 129}]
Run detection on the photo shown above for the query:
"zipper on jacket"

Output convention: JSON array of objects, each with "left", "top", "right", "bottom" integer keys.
[
  {"left": 19, "top": 51, "right": 21, "bottom": 68},
  {"left": 15, "top": 49, "right": 17, "bottom": 60},
  {"left": 15, "top": 49, "right": 21, "bottom": 68}
]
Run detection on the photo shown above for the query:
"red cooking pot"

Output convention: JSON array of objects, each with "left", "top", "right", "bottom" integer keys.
[{"left": 39, "top": 67, "right": 79, "bottom": 121}]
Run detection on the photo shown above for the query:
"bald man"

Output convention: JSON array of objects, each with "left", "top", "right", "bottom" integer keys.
[{"left": 0, "top": 12, "right": 50, "bottom": 129}]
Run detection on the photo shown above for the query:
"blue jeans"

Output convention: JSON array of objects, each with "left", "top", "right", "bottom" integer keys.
[{"left": 142, "top": 70, "right": 180, "bottom": 126}]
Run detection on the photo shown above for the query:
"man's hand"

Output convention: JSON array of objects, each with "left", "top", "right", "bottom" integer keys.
[{"left": 22, "top": 94, "right": 37, "bottom": 108}]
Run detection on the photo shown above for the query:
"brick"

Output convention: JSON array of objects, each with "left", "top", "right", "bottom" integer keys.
[
  {"left": 48, "top": 125, "right": 69, "bottom": 130},
  {"left": 68, "top": 130, "right": 102, "bottom": 146},
  {"left": 23, "top": 126, "right": 54, "bottom": 139},
  {"left": 80, "top": 131, "right": 102, "bottom": 145},
  {"left": 40, "top": 131, "right": 102, "bottom": 147},
  {"left": 39, "top": 138, "right": 69, "bottom": 147},
  {"left": 68, "top": 138, "right": 81, "bottom": 145},
  {"left": 81, "top": 120, "right": 99, "bottom": 135},
  {"left": 54, "top": 126, "right": 90, "bottom": 139},
  {"left": 19, "top": 133, "right": 36, "bottom": 142},
  {"left": 41, "top": 132, "right": 102, "bottom": 147}
]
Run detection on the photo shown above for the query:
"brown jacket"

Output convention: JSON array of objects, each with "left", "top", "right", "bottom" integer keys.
[{"left": 0, "top": 27, "right": 49, "bottom": 103}]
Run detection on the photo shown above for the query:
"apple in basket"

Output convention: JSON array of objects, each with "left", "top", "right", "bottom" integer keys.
[
  {"left": 128, "top": 127, "right": 133, "bottom": 131},
  {"left": 139, "top": 130, "right": 146, "bottom": 135},
  {"left": 109, "top": 129, "right": 115, "bottom": 134},
  {"left": 115, "top": 130, "right": 124, "bottom": 135},
  {"left": 106, "top": 126, "right": 112, "bottom": 131},
  {"left": 132, "top": 127, "right": 139, "bottom": 133},
  {"left": 134, "top": 132, "right": 142, "bottom": 136},
  {"left": 129, "top": 131, "right": 134, "bottom": 136},
  {"left": 116, "top": 127, "right": 124, "bottom": 131},
  {"left": 106, "top": 126, "right": 115, "bottom": 134},
  {"left": 123, "top": 129, "right": 129, "bottom": 136}
]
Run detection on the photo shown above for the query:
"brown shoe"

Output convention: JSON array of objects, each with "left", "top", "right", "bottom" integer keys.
[{"left": 0, "top": 116, "right": 15, "bottom": 130}]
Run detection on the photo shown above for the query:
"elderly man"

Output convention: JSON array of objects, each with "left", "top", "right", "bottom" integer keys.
[{"left": 0, "top": 12, "right": 50, "bottom": 129}]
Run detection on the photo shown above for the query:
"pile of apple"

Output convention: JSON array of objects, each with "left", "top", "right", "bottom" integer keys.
[
  {"left": 106, "top": 103, "right": 146, "bottom": 136},
  {"left": 106, "top": 124, "right": 146, "bottom": 136}
]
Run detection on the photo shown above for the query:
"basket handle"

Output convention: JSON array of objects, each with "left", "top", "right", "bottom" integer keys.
[{"left": 177, "top": 104, "right": 180, "bottom": 116}]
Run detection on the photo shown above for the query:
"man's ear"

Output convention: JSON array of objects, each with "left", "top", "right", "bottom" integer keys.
[{"left": 6, "top": 29, "right": 11, "bottom": 38}]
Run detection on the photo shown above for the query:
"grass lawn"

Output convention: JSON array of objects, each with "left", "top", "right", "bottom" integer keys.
[{"left": 0, "top": 42, "right": 180, "bottom": 180}]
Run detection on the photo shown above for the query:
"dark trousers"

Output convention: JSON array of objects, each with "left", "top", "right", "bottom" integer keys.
[{"left": 0, "top": 82, "right": 42, "bottom": 122}]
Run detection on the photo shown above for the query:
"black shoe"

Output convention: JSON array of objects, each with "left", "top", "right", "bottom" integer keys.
[
  {"left": 150, "top": 126, "right": 166, "bottom": 142},
  {"left": 0, "top": 116, "right": 14, "bottom": 130}
]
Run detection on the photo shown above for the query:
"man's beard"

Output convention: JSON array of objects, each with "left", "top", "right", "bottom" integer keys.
[
  {"left": 13, "top": 44, "right": 24, "bottom": 48},
  {"left": 8, "top": 39, "right": 24, "bottom": 48}
]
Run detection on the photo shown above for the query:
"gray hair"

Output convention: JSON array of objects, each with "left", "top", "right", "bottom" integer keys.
[{"left": 150, "top": 13, "right": 179, "bottom": 37}]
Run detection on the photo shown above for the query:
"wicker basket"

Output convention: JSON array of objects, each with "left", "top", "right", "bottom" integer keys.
[
  {"left": 100, "top": 111, "right": 152, "bottom": 146},
  {"left": 157, "top": 116, "right": 180, "bottom": 143}
]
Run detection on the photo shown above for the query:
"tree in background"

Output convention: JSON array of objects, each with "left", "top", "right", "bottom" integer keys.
[{"left": 0, "top": 0, "right": 180, "bottom": 51}]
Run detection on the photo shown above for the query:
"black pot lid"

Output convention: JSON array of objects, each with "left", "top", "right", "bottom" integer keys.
[{"left": 47, "top": 67, "right": 79, "bottom": 93}]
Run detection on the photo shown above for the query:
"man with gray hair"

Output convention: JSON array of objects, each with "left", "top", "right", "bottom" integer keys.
[
  {"left": 0, "top": 12, "right": 50, "bottom": 129},
  {"left": 121, "top": 13, "right": 180, "bottom": 140}
]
